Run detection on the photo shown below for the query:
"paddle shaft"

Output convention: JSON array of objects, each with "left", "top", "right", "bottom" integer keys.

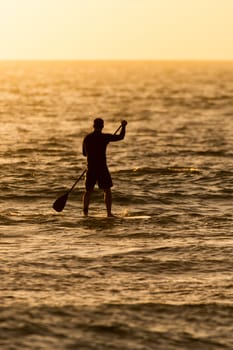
[{"left": 68, "top": 168, "right": 87, "bottom": 193}]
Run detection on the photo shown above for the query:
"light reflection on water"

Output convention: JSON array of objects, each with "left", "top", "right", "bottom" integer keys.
[{"left": 0, "top": 61, "right": 233, "bottom": 349}]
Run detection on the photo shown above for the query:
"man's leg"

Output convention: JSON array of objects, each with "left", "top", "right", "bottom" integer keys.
[
  {"left": 83, "top": 170, "right": 96, "bottom": 216},
  {"left": 83, "top": 189, "right": 92, "bottom": 216},
  {"left": 104, "top": 188, "right": 114, "bottom": 217}
]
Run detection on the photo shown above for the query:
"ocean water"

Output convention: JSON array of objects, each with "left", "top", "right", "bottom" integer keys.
[{"left": 0, "top": 60, "right": 233, "bottom": 349}]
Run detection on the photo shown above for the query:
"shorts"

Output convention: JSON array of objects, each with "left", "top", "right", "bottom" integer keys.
[{"left": 85, "top": 167, "right": 113, "bottom": 191}]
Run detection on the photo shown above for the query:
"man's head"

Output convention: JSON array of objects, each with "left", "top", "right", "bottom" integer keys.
[{"left": 93, "top": 118, "right": 104, "bottom": 131}]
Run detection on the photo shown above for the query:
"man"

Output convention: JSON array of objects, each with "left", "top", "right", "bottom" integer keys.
[{"left": 82, "top": 118, "right": 127, "bottom": 217}]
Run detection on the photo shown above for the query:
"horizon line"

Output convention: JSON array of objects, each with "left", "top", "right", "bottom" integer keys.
[{"left": 0, "top": 58, "right": 233, "bottom": 63}]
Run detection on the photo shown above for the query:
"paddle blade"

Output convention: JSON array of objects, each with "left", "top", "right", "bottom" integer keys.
[{"left": 52, "top": 192, "right": 69, "bottom": 212}]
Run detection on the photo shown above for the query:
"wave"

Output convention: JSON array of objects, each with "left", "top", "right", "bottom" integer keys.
[{"left": 0, "top": 302, "right": 232, "bottom": 350}]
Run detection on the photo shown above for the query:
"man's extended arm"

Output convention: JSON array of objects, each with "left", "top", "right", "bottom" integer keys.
[{"left": 109, "top": 120, "right": 127, "bottom": 141}]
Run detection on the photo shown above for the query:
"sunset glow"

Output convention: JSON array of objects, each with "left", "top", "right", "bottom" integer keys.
[{"left": 0, "top": 0, "right": 232, "bottom": 60}]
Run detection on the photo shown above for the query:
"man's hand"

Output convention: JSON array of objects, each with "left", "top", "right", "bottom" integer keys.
[{"left": 121, "top": 120, "right": 127, "bottom": 127}]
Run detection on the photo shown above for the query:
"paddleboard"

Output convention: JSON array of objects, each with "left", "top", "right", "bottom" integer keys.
[
  {"left": 84, "top": 215, "right": 151, "bottom": 220},
  {"left": 122, "top": 215, "right": 151, "bottom": 220}
]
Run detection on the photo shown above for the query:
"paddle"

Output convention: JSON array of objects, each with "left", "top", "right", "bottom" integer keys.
[
  {"left": 52, "top": 169, "right": 87, "bottom": 212},
  {"left": 52, "top": 124, "right": 122, "bottom": 212}
]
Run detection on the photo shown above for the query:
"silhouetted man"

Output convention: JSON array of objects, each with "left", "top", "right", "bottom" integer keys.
[{"left": 82, "top": 118, "right": 127, "bottom": 217}]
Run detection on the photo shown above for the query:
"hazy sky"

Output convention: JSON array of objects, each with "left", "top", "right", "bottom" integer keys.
[{"left": 0, "top": 0, "right": 232, "bottom": 60}]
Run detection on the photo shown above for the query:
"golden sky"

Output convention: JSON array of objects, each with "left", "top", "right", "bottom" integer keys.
[{"left": 0, "top": 0, "right": 232, "bottom": 60}]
